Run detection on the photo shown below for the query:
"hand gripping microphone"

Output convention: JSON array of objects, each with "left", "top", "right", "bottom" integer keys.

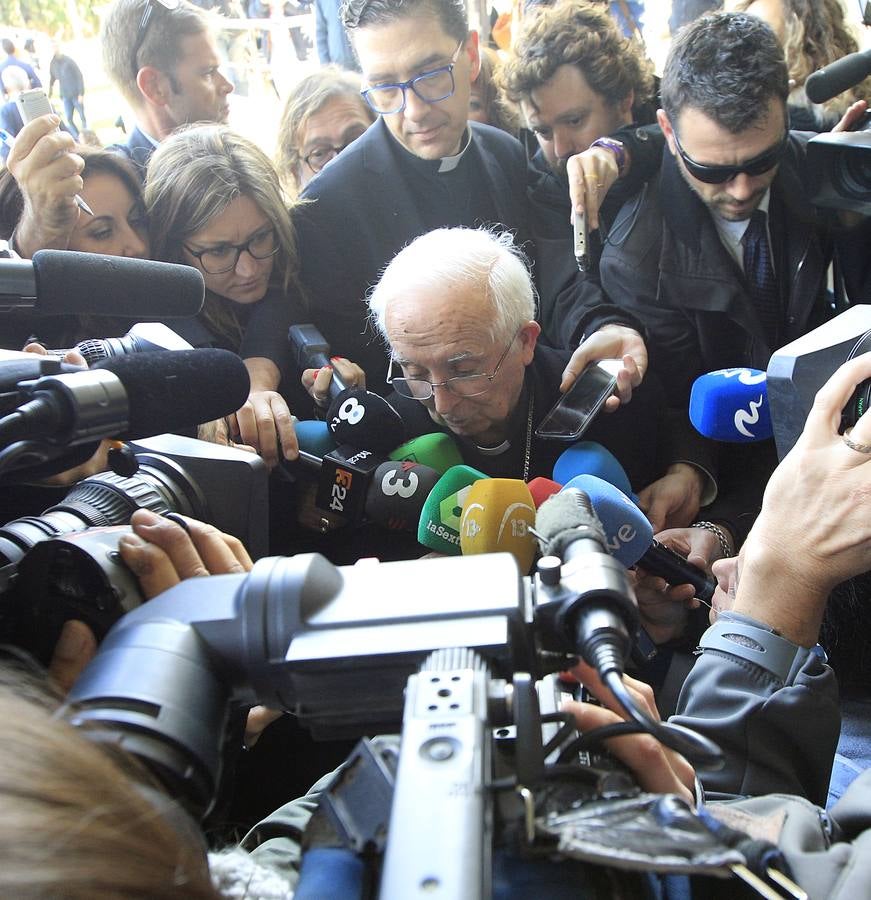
[
  {"left": 459, "top": 478, "right": 537, "bottom": 574},
  {"left": 294, "top": 419, "right": 338, "bottom": 468},
  {"left": 417, "top": 465, "right": 488, "bottom": 554},
  {"left": 326, "top": 387, "right": 406, "bottom": 453},
  {"left": 552, "top": 440, "right": 633, "bottom": 495},
  {"left": 0, "top": 251, "right": 205, "bottom": 317},
  {"left": 288, "top": 324, "right": 348, "bottom": 398},
  {"left": 535, "top": 488, "right": 724, "bottom": 768},
  {"left": 365, "top": 459, "right": 441, "bottom": 531},
  {"left": 388, "top": 432, "right": 463, "bottom": 475},
  {"left": 689, "top": 368, "right": 772, "bottom": 442},
  {"left": 565, "top": 474, "right": 716, "bottom": 603}
]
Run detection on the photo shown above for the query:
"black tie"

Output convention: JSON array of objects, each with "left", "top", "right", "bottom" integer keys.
[{"left": 742, "top": 209, "right": 780, "bottom": 348}]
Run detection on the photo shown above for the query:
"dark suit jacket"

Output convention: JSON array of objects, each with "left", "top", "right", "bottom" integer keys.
[
  {"left": 294, "top": 118, "right": 620, "bottom": 389},
  {"left": 106, "top": 125, "right": 156, "bottom": 181}
]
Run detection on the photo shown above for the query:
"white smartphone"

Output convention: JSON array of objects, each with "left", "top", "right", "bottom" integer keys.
[
  {"left": 573, "top": 209, "right": 590, "bottom": 272},
  {"left": 16, "top": 88, "right": 53, "bottom": 124}
]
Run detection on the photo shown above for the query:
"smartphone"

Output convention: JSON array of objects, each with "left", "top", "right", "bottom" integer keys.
[
  {"left": 535, "top": 359, "right": 621, "bottom": 441},
  {"left": 573, "top": 209, "right": 590, "bottom": 272},
  {"left": 16, "top": 88, "right": 53, "bottom": 124}
]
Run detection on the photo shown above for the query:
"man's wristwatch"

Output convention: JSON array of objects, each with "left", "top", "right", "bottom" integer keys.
[{"left": 589, "top": 137, "right": 627, "bottom": 177}]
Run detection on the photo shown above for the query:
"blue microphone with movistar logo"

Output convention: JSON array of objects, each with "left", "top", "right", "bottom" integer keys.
[{"left": 689, "top": 368, "right": 772, "bottom": 442}]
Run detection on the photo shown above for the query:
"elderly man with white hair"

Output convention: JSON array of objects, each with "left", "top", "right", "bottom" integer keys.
[{"left": 366, "top": 226, "right": 674, "bottom": 488}]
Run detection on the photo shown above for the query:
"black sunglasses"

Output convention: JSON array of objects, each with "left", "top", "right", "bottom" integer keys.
[
  {"left": 672, "top": 129, "right": 788, "bottom": 184},
  {"left": 131, "top": 0, "right": 180, "bottom": 79}
]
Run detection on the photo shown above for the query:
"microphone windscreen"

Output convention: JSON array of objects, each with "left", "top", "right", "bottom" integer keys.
[
  {"left": 388, "top": 432, "right": 463, "bottom": 475},
  {"left": 365, "top": 460, "right": 441, "bottom": 531},
  {"left": 689, "top": 368, "right": 771, "bottom": 442},
  {"left": 326, "top": 388, "right": 406, "bottom": 453},
  {"left": 92, "top": 349, "right": 249, "bottom": 440},
  {"left": 527, "top": 476, "right": 562, "bottom": 508},
  {"left": 552, "top": 441, "right": 633, "bottom": 496},
  {"left": 562, "top": 474, "right": 652, "bottom": 567},
  {"left": 417, "top": 464, "right": 487, "bottom": 555},
  {"left": 295, "top": 419, "right": 337, "bottom": 458},
  {"left": 459, "top": 478, "right": 537, "bottom": 574},
  {"left": 32, "top": 251, "right": 205, "bottom": 318}
]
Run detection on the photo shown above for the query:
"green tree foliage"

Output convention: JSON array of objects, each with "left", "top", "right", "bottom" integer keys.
[{"left": 0, "top": 0, "right": 99, "bottom": 38}]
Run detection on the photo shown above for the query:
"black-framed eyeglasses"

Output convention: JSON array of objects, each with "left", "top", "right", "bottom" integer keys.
[
  {"left": 672, "top": 128, "right": 788, "bottom": 185},
  {"left": 131, "top": 0, "right": 180, "bottom": 80},
  {"left": 361, "top": 40, "right": 464, "bottom": 115},
  {"left": 387, "top": 327, "right": 520, "bottom": 400},
  {"left": 303, "top": 128, "right": 368, "bottom": 173},
  {"left": 183, "top": 226, "right": 278, "bottom": 275}
]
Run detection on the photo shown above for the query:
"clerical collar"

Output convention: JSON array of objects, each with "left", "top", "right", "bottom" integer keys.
[
  {"left": 438, "top": 126, "right": 472, "bottom": 172},
  {"left": 388, "top": 124, "right": 473, "bottom": 175},
  {"left": 463, "top": 383, "right": 531, "bottom": 456}
]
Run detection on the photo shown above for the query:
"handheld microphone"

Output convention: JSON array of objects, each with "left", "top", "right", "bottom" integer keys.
[
  {"left": 49, "top": 323, "right": 193, "bottom": 365},
  {"left": 294, "top": 419, "right": 337, "bottom": 469},
  {"left": 326, "top": 387, "right": 406, "bottom": 453},
  {"left": 527, "top": 476, "right": 562, "bottom": 508},
  {"left": 566, "top": 474, "right": 716, "bottom": 603},
  {"left": 805, "top": 49, "right": 871, "bottom": 104},
  {"left": 388, "top": 432, "right": 463, "bottom": 475},
  {"left": 552, "top": 441, "right": 633, "bottom": 496},
  {"left": 365, "top": 459, "right": 441, "bottom": 531},
  {"left": 288, "top": 324, "right": 348, "bottom": 398},
  {"left": 417, "top": 465, "right": 488, "bottom": 555},
  {"left": 0, "top": 349, "right": 250, "bottom": 449},
  {"left": 459, "top": 478, "right": 537, "bottom": 574},
  {"left": 689, "top": 368, "right": 772, "bottom": 442},
  {"left": 0, "top": 251, "right": 205, "bottom": 318}
]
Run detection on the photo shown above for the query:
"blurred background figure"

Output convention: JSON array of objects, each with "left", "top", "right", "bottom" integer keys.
[
  {"left": 736, "top": 0, "right": 871, "bottom": 130},
  {"left": 275, "top": 66, "right": 374, "bottom": 193},
  {"left": 0, "top": 66, "right": 29, "bottom": 154},
  {"left": 470, "top": 46, "right": 521, "bottom": 136},
  {"left": 49, "top": 42, "right": 87, "bottom": 139},
  {"left": 669, "top": 0, "right": 719, "bottom": 34},
  {"left": 314, "top": 0, "right": 358, "bottom": 70},
  {"left": 0, "top": 38, "right": 42, "bottom": 93}
]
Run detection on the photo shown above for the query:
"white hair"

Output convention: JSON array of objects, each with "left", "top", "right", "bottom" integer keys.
[
  {"left": 367, "top": 227, "right": 537, "bottom": 344},
  {"left": 1, "top": 65, "right": 29, "bottom": 95}
]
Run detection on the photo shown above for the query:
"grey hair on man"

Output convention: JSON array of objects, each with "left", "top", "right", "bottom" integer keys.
[{"left": 368, "top": 227, "right": 538, "bottom": 344}]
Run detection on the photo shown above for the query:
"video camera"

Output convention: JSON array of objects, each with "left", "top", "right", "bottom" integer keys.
[{"left": 805, "top": 51, "right": 871, "bottom": 214}]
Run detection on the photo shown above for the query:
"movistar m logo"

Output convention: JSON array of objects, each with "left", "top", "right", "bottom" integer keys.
[
  {"left": 734, "top": 396, "right": 764, "bottom": 437},
  {"left": 715, "top": 368, "right": 767, "bottom": 385}
]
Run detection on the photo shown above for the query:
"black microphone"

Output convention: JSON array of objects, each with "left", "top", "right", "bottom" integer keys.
[
  {"left": 364, "top": 459, "right": 441, "bottom": 531},
  {"left": 806, "top": 49, "right": 871, "bottom": 104},
  {"left": 49, "top": 323, "right": 193, "bottom": 365},
  {"left": 0, "top": 251, "right": 205, "bottom": 318},
  {"left": 326, "top": 387, "right": 406, "bottom": 453},
  {"left": 288, "top": 324, "right": 347, "bottom": 398},
  {"left": 0, "top": 349, "right": 250, "bottom": 449}
]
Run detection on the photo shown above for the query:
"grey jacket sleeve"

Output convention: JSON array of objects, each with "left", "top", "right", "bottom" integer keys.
[{"left": 671, "top": 613, "right": 840, "bottom": 807}]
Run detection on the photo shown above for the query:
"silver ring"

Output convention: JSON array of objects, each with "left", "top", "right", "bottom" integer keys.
[{"left": 843, "top": 433, "right": 871, "bottom": 454}]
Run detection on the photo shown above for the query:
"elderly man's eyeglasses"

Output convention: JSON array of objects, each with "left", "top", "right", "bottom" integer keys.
[
  {"left": 131, "top": 0, "right": 180, "bottom": 79},
  {"left": 303, "top": 128, "right": 368, "bottom": 173},
  {"left": 672, "top": 129, "right": 788, "bottom": 185},
  {"left": 183, "top": 227, "right": 278, "bottom": 275},
  {"left": 361, "top": 40, "right": 464, "bottom": 115},
  {"left": 387, "top": 328, "right": 520, "bottom": 400}
]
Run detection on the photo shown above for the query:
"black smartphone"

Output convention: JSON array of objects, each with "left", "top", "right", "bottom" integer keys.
[{"left": 535, "top": 359, "right": 621, "bottom": 441}]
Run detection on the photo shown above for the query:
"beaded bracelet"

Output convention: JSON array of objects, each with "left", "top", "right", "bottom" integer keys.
[{"left": 691, "top": 520, "right": 733, "bottom": 559}]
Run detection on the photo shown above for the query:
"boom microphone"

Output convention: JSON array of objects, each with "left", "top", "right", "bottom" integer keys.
[
  {"left": 566, "top": 475, "right": 716, "bottom": 603},
  {"left": 0, "top": 251, "right": 205, "bottom": 318},
  {"left": 0, "top": 349, "right": 250, "bottom": 449},
  {"left": 689, "top": 368, "right": 772, "bottom": 442},
  {"left": 805, "top": 49, "right": 871, "bottom": 104}
]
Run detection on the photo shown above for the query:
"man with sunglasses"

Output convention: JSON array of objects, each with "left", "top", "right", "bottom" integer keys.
[
  {"left": 102, "top": 0, "right": 234, "bottom": 177},
  {"left": 291, "top": 0, "right": 648, "bottom": 404}
]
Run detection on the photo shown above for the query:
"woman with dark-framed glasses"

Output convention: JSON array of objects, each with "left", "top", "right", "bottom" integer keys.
[{"left": 145, "top": 124, "right": 307, "bottom": 465}]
